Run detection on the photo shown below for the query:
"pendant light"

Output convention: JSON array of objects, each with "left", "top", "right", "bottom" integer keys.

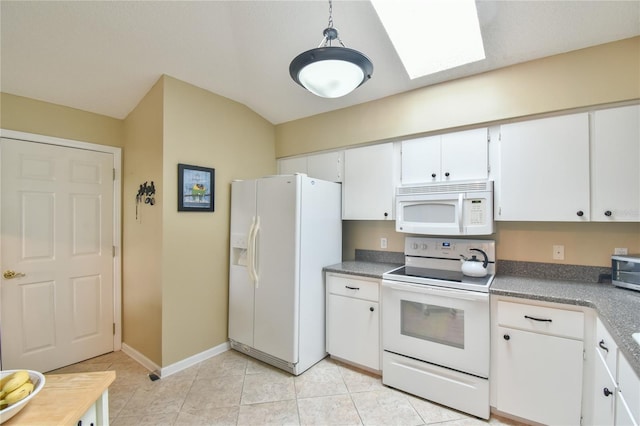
[{"left": 289, "top": 0, "right": 373, "bottom": 98}]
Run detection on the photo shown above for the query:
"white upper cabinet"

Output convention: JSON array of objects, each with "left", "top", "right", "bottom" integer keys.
[
  {"left": 343, "top": 142, "right": 399, "bottom": 220},
  {"left": 307, "top": 151, "right": 344, "bottom": 183},
  {"left": 278, "top": 150, "right": 344, "bottom": 182},
  {"left": 591, "top": 104, "right": 640, "bottom": 222},
  {"left": 401, "top": 127, "right": 489, "bottom": 185},
  {"left": 496, "top": 113, "right": 590, "bottom": 221},
  {"left": 278, "top": 156, "right": 307, "bottom": 175}
]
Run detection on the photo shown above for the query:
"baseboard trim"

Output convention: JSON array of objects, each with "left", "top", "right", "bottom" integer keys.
[
  {"left": 121, "top": 342, "right": 161, "bottom": 373},
  {"left": 159, "top": 341, "right": 230, "bottom": 378},
  {"left": 121, "top": 341, "right": 231, "bottom": 379}
]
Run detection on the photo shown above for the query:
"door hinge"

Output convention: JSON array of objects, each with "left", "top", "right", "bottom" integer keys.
[
  {"left": 113, "top": 168, "right": 116, "bottom": 181},
  {"left": 583, "top": 349, "right": 587, "bottom": 360},
  {"left": 112, "top": 246, "right": 116, "bottom": 257},
  {"left": 113, "top": 323, "right": 116, "bottom": 335}
]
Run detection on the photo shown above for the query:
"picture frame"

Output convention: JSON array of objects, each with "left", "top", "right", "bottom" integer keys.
[{"left": 178, "top": 163, "right": 215, "bottom": 212}]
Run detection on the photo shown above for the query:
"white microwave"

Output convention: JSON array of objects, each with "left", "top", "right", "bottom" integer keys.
[{"left": 395, "top": 180, "right": 494, "bottom": 236}]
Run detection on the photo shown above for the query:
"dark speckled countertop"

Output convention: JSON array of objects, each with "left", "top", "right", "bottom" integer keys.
[
  {"left": 324, "top": 249, "right": 403, "bottom": 279},
  {"left": 323, "top": 253, "right": 640, "bottom": 378}
]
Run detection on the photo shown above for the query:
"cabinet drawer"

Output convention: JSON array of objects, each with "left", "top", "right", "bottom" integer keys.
[
  {"left": 327, "top": 274, "right": 379, "bottom": 302},
  {"left": 497, "top": 301, "right": 584, "bottom": 339},
  {"left": 596, "top": 317, "right": 619, "bottom": 376}
]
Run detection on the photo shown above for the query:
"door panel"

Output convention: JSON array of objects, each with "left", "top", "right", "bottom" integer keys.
[
  {"left": 1, "top": 138, "right": 114, "bottom": 372},
  {"left": 228, "top": 180, "right": 257, "bottom": 346},
  {"left": 253, "top": 176, "right": 298, "bottom": 363}
]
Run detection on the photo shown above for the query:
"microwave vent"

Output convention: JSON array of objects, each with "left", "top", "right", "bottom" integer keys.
[{"left": 397, "top": 180, "right": 492, "bottom": 195}]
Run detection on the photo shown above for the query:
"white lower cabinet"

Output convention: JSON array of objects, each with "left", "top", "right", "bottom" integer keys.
[
  {"left": 590, "top": 317, "right": 619, "bottom": 425},
  {"left": 593, "top": 349, "right": 617, "bottom": 425},
  {"left": 326, "top": 273, "right": 380, "bottom": 371},
  {"left": 617, "top": 353, "right": 640, "bottom": 426},
  {"left": 494, "top": 299, "right": 585, "bottom": 425}
]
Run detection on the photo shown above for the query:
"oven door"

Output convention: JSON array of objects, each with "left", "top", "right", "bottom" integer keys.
[{"left": 381, "top": 280, "right": 489, "bottom": 378}]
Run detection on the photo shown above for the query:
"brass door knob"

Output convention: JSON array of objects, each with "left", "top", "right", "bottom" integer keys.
[{"left": 3, "top": 270, "right": 26, "bottom": 279}]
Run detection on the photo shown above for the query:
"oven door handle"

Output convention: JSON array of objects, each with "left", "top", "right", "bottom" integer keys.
[{"left": 382, "top": 281, "right": 488, "bottom": 302}]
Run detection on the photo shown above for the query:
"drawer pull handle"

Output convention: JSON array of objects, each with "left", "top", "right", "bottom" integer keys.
[
  {"left": 503, "top": 334, "right": 510, "bottom": 341},
  {"left": 345, "top": 286, "right": 360, "bottom": 290},
  {"left": 599, "top": 340, "right": 609, "bottom": 353},
  {"left": 524, "top": 315, "right": 552, "bottom": 323},
  {"left": 603, "top": 387, "right": 613, "bottom": 397}
]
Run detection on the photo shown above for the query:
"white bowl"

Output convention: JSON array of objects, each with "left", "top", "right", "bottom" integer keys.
[{"left": 0, "top": 370, "right": 46, "bottom": 424}]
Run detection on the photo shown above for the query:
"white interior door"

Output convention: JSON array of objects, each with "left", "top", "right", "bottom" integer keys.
[{"left": 1, "top": 138, "right": 115, "bottom": 372}]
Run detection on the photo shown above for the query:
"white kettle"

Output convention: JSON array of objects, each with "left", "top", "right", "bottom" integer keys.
[{"left": 460, "top": 248, "right": 489, "bottom": 277}]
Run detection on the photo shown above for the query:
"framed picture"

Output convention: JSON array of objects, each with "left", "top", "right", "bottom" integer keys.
[{"left": 178, "top": 163, "right": 215, "bottom": 212}]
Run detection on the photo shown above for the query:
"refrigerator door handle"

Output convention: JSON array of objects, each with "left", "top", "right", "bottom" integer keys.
[
  {"left": 247, "top": 216, "right": 257, "bottom": 285},
  {"left": 251, "top": 216, "right": 261, "bottom": 288}
]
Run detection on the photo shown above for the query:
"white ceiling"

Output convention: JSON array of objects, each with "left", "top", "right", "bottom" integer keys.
[{"left": 1, "top": 1, "right": 639, "bottom": 125}]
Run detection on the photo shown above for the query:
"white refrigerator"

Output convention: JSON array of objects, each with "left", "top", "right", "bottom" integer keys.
[{"left": 228, "top": 174, "right": 342, "bottom": 375}]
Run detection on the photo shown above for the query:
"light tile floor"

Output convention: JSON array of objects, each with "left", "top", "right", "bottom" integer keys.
[{"left": 49, "top": 350, "right": 524, "bottom": 425}]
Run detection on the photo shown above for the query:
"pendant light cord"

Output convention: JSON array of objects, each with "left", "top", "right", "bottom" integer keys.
[{"left": 317, "top": 0, "right": 346, "bottom": 48}]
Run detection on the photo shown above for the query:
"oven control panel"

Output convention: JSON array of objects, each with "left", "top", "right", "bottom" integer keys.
[{"left": 405, "top": 237, "right": 496, "bottom": 264}]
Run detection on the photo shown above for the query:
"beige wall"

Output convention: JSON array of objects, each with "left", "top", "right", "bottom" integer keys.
[
  {"left": 276, "top": 37, "right": 640, "bottom": 157},
  {"left": 160, "top": 76, "right": 275, "bottom": 366},
  {"left": 0, "top": 93, "right": 124, "bottom": 148},
  {"left": 278, "top": 36, "right": 640, "bottom": 268},
  {"left": 343, "top": 221, "right": 640, "bottom": 267},
  {"left": 122, "top": 78, "right": 165, "bottom": 365}
]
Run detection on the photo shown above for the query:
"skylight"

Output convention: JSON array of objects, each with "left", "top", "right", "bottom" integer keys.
[{"left": 370, "top": 0, "right": 486, "bottom": 79}]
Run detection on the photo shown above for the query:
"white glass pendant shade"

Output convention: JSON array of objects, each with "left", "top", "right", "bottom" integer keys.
[
  {"left": 290, "top": 46, "right": 373, "bottom": 98},
  {"left": 299, "top": 59, "right": 364, "bottom": 98}
]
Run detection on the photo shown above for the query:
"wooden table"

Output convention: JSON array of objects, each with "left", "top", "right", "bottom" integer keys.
[{"left": 4, "top": 371, "right": 115, "bottom": 425}]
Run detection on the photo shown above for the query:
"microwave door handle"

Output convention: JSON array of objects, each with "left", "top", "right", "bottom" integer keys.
[{"left": 458, "top": 193, "right": 464, "bottom": 234}]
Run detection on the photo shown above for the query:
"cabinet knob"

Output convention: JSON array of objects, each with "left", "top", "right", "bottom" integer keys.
[
  {"left": 603, "top": 387, "right": 613, "bottom": 397},
  {"left": 383, "top": 212, "right": 389, "bottom": 218},
  {"left": 444, "top": 172, "right": 450, "bottom": 177},
  {"left": 503, "top": 334, "right": 510, "bottom": 341},
  {"left": 370, "top": 306, "right": 375, "bottom": 312},
  {"left": 605, "top": 210, "right": 612, "bottom": 217},
  {"left": 576, "top": 210, "right": 584, "bottom": 217},
  {"left": 431, "top": 173, "right": 436, "bottom": 178}
]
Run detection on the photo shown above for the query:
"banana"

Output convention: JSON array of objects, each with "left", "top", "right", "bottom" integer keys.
[
  {"left": 0, "top": 380, "right": 34, "bottom": 407},
  {"left": 1, "top": 370, "right": 30, "bottom": 396}
]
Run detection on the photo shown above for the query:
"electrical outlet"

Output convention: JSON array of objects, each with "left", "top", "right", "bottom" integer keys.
[
  {"left": 614, "top": 247, "right": 628, "bottom": 255},
  {"left": 380, "top": 237, "right": 388, "bottom": 249},
  {"left": 553, "top": 245, "right": 565, "bottom": 260}
]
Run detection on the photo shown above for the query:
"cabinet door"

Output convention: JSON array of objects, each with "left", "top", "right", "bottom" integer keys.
[
  {"left": 278, "top": 156, "right": 307, "bottom": 175},
  {"left": 616, "top": 393, "right": 637, "bottom": 426},
  {"left": 592, "top": 105, "right": 640, "bottom": 221},
  {"left": 343, "top": 143, "right": 397, "bottom": 220},
  {"left": 327, "top": 294, "right": 379, "bottom": 370},
  {"left": 496, "top": 113, "right": 590, "bottom": 221},
  {"left": 496, "top": 326, "right": 584, "bottom": 425},
  {"left": 307, "top": 151, "right": 344, "bottom": 182},
  {"left": 401, "top": 135, "right": 440, "bottom": 184},
  {"left": 592, "top": 350, "right": 617, "bottom": 426},
  {"left": 618, "top": 353, "right": 640, "bottom": 423},
  {"left": 440, "top": 127, "right": 488, "bottom": 181}
]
